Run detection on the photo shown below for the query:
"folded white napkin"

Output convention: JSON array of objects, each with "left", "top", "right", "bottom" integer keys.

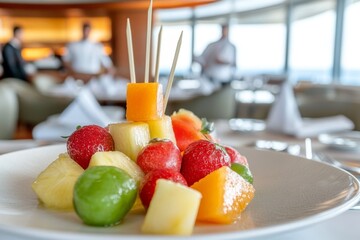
[
  {"left": 295, "top": 115, "right": 354, "bottom": 138},
  {"left": 99, "top": 74, "right": 118, "bottom": 96},
  {"left": 266, "top": 81, "right": 302, "bottom": 135},
  {"left": 57, "top": 88, "right": 111, "bottom": 127},
  {"left": 86, "top": 75, "right": 128, "bottom": 99},
  {"left": 48, "top": 77, "right": 82, "bottom": 97},
  {"left": 266, "top": 81, "right": 354, "bottom": 138}
]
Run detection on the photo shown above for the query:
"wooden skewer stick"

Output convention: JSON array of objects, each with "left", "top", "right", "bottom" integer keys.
[
  {"left": 164, "top": 31, "right": 183, "bottom": 112},
  {"left": 144, "top": 0, "right": 153, "bottom": 83},
  {"left": 126, "top": 18, "right": 136, "bottom": 83},
  {"left": 154, "top": 25, "right": 163, "bottom": 83}
]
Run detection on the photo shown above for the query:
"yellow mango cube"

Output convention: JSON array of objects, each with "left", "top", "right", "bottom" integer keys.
[
  {"left": 191, "top": 166, "right": 255, "bottom": 224},
  {"left": 147, "top": 115, "right": 176, "bottom": 143},
  {"left": 126, "top": 82, "right": 164, "bottom": 122}
]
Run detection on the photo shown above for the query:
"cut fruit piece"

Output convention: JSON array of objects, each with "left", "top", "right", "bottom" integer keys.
[
  {"left": 137, "top": 139, "right": 182, "bottom": 174},
  {"left": 73, "top": 166, "right": 138, "bottom": 226},
  {"left": 172, "top": 109, "right": 202, "bottom": 129},
  {"left": 89, "top": 151, "right": 145, "bottom": 213},
  {"left": 139, "top": 169, "right": 187, "bottom": 209},
  {"left": 147, "top": 115, "right": 176, "bottom": 143},
  {"left": 89, "top": 151, "right": 144, "bottom": 184},
  {"left": 191, "top": 166, "right": 255, "bottom": 224},
  {"left": 126, "top": 82, "right": 164, "bottom": 122},
  {"left": 32, "top": 153, "right": 84, "bottom": 210},
  {"left": 109, "top": 122, "right": 150, "bottom": 161},
  {"left": 141, "top": 179, "right": 201, "bottom": 236},
  {"left": 130, "top": 195, "right": 144, "bottom": 213},
  {"left": 171, "top": 109, "right": 214, "bottom": 152}
]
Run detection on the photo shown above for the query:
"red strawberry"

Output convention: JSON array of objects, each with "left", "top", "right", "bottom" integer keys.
[
  {"left": 181, "top": 139, "right": 230, "bottom": 186},
  {"left": 67, "top": 125, "right": 114, "bottom": 169},
  {"left": 137, "top": 139, "right": 182, "bottom": 174},
  {"left": 225, "top": 146, "right": 248, "bottom": 166},
  {"left": 139, "top": 169, "right": 187, "bottom": 209}
]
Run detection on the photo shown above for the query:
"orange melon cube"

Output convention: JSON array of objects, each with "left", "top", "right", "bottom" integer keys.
[
  {"left": 126, "top": 83, "right": 164, "bottom": 122},
  {"left": 191, "top": 166, "right": 255, "bottom": 224}
]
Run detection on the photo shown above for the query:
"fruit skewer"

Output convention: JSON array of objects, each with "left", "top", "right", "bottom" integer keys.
[{"left": 125, "top": 3, "right": 182, "bottom": 118}]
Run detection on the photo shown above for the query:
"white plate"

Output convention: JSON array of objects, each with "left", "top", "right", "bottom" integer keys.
[
  {"left": 0, "top": 140, "right": 41, "bottom": 154},
  {"left": 0, "top": 145, "right": 359, "bottom": 240},
  {"left": 318, "top": 131, "right": 360, "bottom": 151}
]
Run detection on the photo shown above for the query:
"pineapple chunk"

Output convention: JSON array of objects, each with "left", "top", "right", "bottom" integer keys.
[
  {"left": 141, "top": 179, "right": 202, "bottom": 236},
  {"left": 109, "top": 122, "right": 150, "bottom": 161},
  {"left": 89, "top": 151, "right": 144, "bottom": 184},
  {"left": 32, "top": 153, "right": 84, "bottom": 210},
  {"left": 147, "top": 115, "right": 176, "bottom": 143}
]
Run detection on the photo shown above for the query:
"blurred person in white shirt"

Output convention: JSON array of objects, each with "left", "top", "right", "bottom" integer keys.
[
  {"left": 63, "top": 22, "right": 113, "bottom": 77},
  {"left": 194, "top": 24, "right": 236, "bottom": 85}
]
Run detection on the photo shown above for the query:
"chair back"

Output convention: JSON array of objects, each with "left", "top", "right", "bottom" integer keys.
[
  {"left": 166, "top": 85, "right": 236, "bottom": 120},
  {"left": 0, "top": 83, "right": 18, "bottom": 139}
]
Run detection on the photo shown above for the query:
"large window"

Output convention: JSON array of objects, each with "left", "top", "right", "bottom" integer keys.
[
  {"left": 153, "top": 24, "right": 192, "bottom": 75},
  {"left": 230, "top": 23, "right": 285, "bottom": 75},
  {"left": 194, "top": 23, "right": 222, "bottom": 56},
  {"left": 154, "top": 0, "right": 360, "bottom": 86},
  {"left": 341, "top": 0, "right": 360, "bottom": 85},
  {"left": 288, "top": 0, "right": 336, "bottom": 83}
]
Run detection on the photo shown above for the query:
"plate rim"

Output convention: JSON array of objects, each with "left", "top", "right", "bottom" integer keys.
[{"left": 0, "top": 145, "right": 359, "bottom": 240}]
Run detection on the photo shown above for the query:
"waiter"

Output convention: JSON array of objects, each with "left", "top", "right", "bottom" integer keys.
[
  {"left": 194, "top": 24, "right": 237, "bottom": 85},
  {"left": 1, "top": 26, "right": 28, "bottom": 81},
  {"left": 63, "top": 22, "right": 113, "bottom": 77}
]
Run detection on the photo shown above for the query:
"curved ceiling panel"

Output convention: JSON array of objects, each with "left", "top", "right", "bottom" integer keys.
[
  {"left": 0, "top": 0, "right": 216, "bottom": 9},
  {"left": 0, "top": 0, "right": 125, "bottom": 3}
]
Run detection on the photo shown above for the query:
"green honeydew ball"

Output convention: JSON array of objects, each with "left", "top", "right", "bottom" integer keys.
[{"left": 73, "top": 166, "right": 138, "bottom": 226}]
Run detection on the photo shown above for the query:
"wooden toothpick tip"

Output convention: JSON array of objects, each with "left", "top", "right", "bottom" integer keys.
[
  {"left": 126, "top": 18, "right": 136, "bottom": 84},
  {"left": 144, "top": 0, "right": 153, "bottom": 83},
  {"left": 164, "top": 31, "right": 183, "bottom": 111},
  {"left": 154, "top": 25, "right": 163, "bottom": 83}
]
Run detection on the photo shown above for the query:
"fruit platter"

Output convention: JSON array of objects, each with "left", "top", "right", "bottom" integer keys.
[
  {"left": 1, "top": 1, "right": 360, "bottom": 239},
  {"left": 29, "top": 1, "right": 257, "bottom": 236},
  {"left": 1, "top": 143, "right": 360, "bottom": 240},
  {"left": 31, "top": 103, "right": 256, "bottom": 231}
]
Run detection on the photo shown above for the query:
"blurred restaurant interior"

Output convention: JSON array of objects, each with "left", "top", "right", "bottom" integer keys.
[
  {"left": 2, "top": 1, "right": 360, "bottom": 239},
  {"left": 0, "top": 0, "right": 360, "bottom": 139}
]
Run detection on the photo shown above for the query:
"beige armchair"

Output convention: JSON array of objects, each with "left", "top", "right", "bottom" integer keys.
[
  {"left": 166, "top": 85, "right": 237, "bottom": 120},
  {"left": 1, "top": 78, "right": 71, "bottom": 127},
  {"left": 0, "top": 84, "right": 18, "bottom": 139}
]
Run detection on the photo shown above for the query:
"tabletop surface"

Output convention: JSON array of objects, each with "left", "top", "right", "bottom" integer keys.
[{"left": 1, "top": 119, "right": 359, "bottom": 240}]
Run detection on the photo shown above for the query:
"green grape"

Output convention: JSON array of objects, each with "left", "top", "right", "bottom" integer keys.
[{"left": 73, "top": 166, "right": 138, "bottom": 226}]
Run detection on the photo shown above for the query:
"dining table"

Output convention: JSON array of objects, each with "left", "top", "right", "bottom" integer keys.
[
  {"left": 0, "top": 119, "right": 359, "bottom": 240},
  {"left": 42, "top": 76, "right": 220, "bottom": 105}
]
